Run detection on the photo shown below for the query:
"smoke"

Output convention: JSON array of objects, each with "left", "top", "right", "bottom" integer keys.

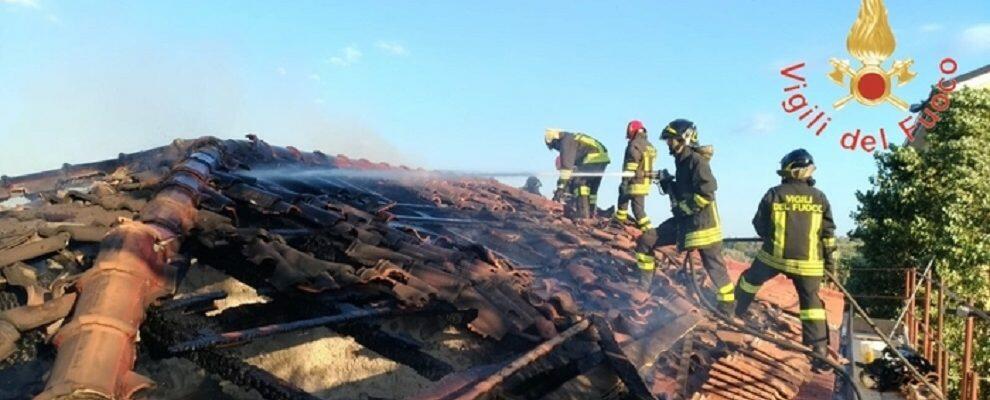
[
  {"left": 0, "top": 42, "right": 404, "bottom": 177},
  {"left": 245, "top": 96, "right": 408, "bottom": 167}
]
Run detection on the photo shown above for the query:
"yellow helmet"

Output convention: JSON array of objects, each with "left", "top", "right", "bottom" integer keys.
[{"left": 544, "top": 128, "right": 562, "bottom": 149}]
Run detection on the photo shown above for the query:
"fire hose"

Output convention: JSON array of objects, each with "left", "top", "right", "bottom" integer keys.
[
  {"left": 681, "top": 253, "right": 946, "bottom": 400},
  {"left": 823, "top": 268, "right": 945, "bottom": 399},
  {"left": 888, "top": 258, "right": 935, "bottom": 338}
]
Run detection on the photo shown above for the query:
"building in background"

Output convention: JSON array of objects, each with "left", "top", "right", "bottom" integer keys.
[{"left": 908, "top": 64, "right": 990, "bottom": 149}]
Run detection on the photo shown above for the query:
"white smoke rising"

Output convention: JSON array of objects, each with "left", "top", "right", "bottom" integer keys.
[{"left": 0, "top": 43, "right": 405, "bottom": 177}]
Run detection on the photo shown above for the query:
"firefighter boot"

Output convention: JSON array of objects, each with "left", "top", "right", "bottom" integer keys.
[
  {"left": 613, "top": 208, "right": 629, "bottom": 223},
  {"left": 574, "top": 185, "right": 592, "bottom": 219},
  {"left": 717, "top": 300, "right": 735, "bottom": 317},
  {"left": 635, "top": 252, "right": 657, "bottom": 290},
  {"left": 810, "top": 344, "right": 831, "bottom": 373}
]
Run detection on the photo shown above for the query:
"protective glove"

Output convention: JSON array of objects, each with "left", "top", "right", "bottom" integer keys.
[
  {"left": 552, "top": 187, "right": 567, "bottom": 202},
  {"left": 672, "top": 200, "right": 696, "bottom": 219},
  {"left": 656, "top": 169, "right": 675, "bottom": 195}
]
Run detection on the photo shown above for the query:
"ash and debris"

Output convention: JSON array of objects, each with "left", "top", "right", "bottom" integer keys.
[{"left": 0, "top": 136, "right": 844, "bottom": 400}]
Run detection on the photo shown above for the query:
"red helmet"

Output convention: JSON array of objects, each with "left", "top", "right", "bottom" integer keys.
[{"left": 626, "top": 120, "right": 646, "bottom": 139}]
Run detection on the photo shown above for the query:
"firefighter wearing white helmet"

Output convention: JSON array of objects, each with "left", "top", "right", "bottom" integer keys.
[{"left": 544, "top": 128, "right": 610, "bottom": 220}]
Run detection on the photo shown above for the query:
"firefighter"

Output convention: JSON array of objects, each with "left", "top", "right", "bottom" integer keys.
[
  {"left": 634, "top": 119, "right": 734, "bottom": 315},
  {"left": 521, "top": 176, "right": 543, "bottom": 196},
  {"left": 544, "top": 128, "right": 611, "bottom": 219},
  {"left": 733, "top": 148, "right": 836, "bottom": 366},
  {"left": 615, "top": 120, "right": 657, "bottom": 231}
]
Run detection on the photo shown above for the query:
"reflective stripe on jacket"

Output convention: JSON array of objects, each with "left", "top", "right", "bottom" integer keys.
[
  {"left": 672, "top": 146, "right": 722, "bottom": 248},
  {"left": 573, "top": 133, "right": 610, "bottom": 164},
  {"left": 753, "top": 179, "right": 836, "bottom": 276},
  {"left": 623, "top": 132, "right": 657, "bottom": 196},
  {"left": 554, "top": 132, "right": 610, "bottom": 189}
]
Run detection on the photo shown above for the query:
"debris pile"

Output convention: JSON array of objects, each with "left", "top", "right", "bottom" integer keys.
[{"left": 0, "top": 136, "right": 843, "bottom": 399}]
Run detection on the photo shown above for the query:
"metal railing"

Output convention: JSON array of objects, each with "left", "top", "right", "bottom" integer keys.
[{"left": 889, "top": 264, "right": 984, "bottom": 399}]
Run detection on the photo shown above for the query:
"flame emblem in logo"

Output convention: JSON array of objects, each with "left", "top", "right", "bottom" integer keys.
[{"left": 828, "top": 0, "right": 916, "bottom": 111}]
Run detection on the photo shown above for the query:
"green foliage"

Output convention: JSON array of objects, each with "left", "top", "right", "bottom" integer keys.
[
  {"left": 851, "top": 88, "right": 990, "bottom": 397},
  {"left": 722, "top": 241, "right": 760, "bottom": 263},
  {"left": 723, "top": 237, "right": 861, "bottom": 266}
]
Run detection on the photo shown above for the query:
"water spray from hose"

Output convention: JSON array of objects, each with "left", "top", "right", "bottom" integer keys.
[{"left": 241, "top": 167, "right": 634, "bottom": 182}]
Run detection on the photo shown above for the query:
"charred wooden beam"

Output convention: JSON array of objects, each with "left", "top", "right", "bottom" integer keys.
[
  {"left": 505, "top": 349, "right": 607, "bottom": 399},
  {"left": 444, "top": 318, "right": 591, "bottom": 400},
  {"left": 157, "top": 290, "right": 228, "bottom": 312},
  {"left": 143, "top": 307, "right": 322, "bottom": 400},
  {"left": 336, "top": 321, "right": 456, "bottom": 381},
  {"left": 193, "top": 243, "right": 457, "bottom": 381},
  {"left": 169, "top": 306, "right": 392, "bottom": 353}
]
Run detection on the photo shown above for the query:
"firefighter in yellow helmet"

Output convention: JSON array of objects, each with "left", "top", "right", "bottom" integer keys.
[
  {"left": 615, "top": 120, "right": 657, "bottom": 231},
  {"left": 544, "top": 128, "right": 610, "bottom": 219},
  {"left": 634, "top": 119, "right": 734, "bottom": 314},
  {"left": 733, "top": 148, "right": 837, "bottom": 367}
]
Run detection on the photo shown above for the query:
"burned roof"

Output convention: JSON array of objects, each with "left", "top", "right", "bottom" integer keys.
[{"left": 0, "top": 136, "right": 844, "bottom": 400}]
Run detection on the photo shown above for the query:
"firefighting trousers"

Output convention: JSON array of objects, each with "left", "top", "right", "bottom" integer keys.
[
  {"left": 616, "top": 190, "right": 650, "bottom": 231},
  {"left": 571, "top": 162, "right": 607, "bottom": 219},
  {"left": 734, "top": 258, "right": 828, "bottom": 352},
  {"left": 634, "top": 218, "right": 734, "bottom": 305}
]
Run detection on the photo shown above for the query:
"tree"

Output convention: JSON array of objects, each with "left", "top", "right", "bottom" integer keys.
[{"left": 851, "top": 88, "right": 990, "bottom": 398}]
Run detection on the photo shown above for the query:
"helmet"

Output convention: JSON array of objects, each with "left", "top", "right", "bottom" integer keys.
[
  {"left": 626, "top": 120, "right": 646, "bottom": 140},
  {"left": 544, "top": 128, "right": 562, "bottom": 149},
  {"left": 525, "top": 176, "right": 542, "bottom": 188},
  {"left": 660, "top": 119, "right": 698, "bottom": 144},
  {"left": 778, "top": 148, "right": 816, "bottom": 180}
]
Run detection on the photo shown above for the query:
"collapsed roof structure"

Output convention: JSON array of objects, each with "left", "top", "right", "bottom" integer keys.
[{"left": 0, "top": 136, "right": 845, "bottom": 399}]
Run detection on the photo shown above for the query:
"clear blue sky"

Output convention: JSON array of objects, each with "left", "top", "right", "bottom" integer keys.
[{"left": 2, "top": 1, "right": 988, "bottom": 236}]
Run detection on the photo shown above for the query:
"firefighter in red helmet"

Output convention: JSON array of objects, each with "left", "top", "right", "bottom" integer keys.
[{"left": 615, "top": 120, "right": 657, "bottom": 231}]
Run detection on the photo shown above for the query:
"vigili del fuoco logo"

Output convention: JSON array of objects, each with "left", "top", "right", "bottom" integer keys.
[{"left": 778, "top": 0, "right": 959, "bottom": 153}]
